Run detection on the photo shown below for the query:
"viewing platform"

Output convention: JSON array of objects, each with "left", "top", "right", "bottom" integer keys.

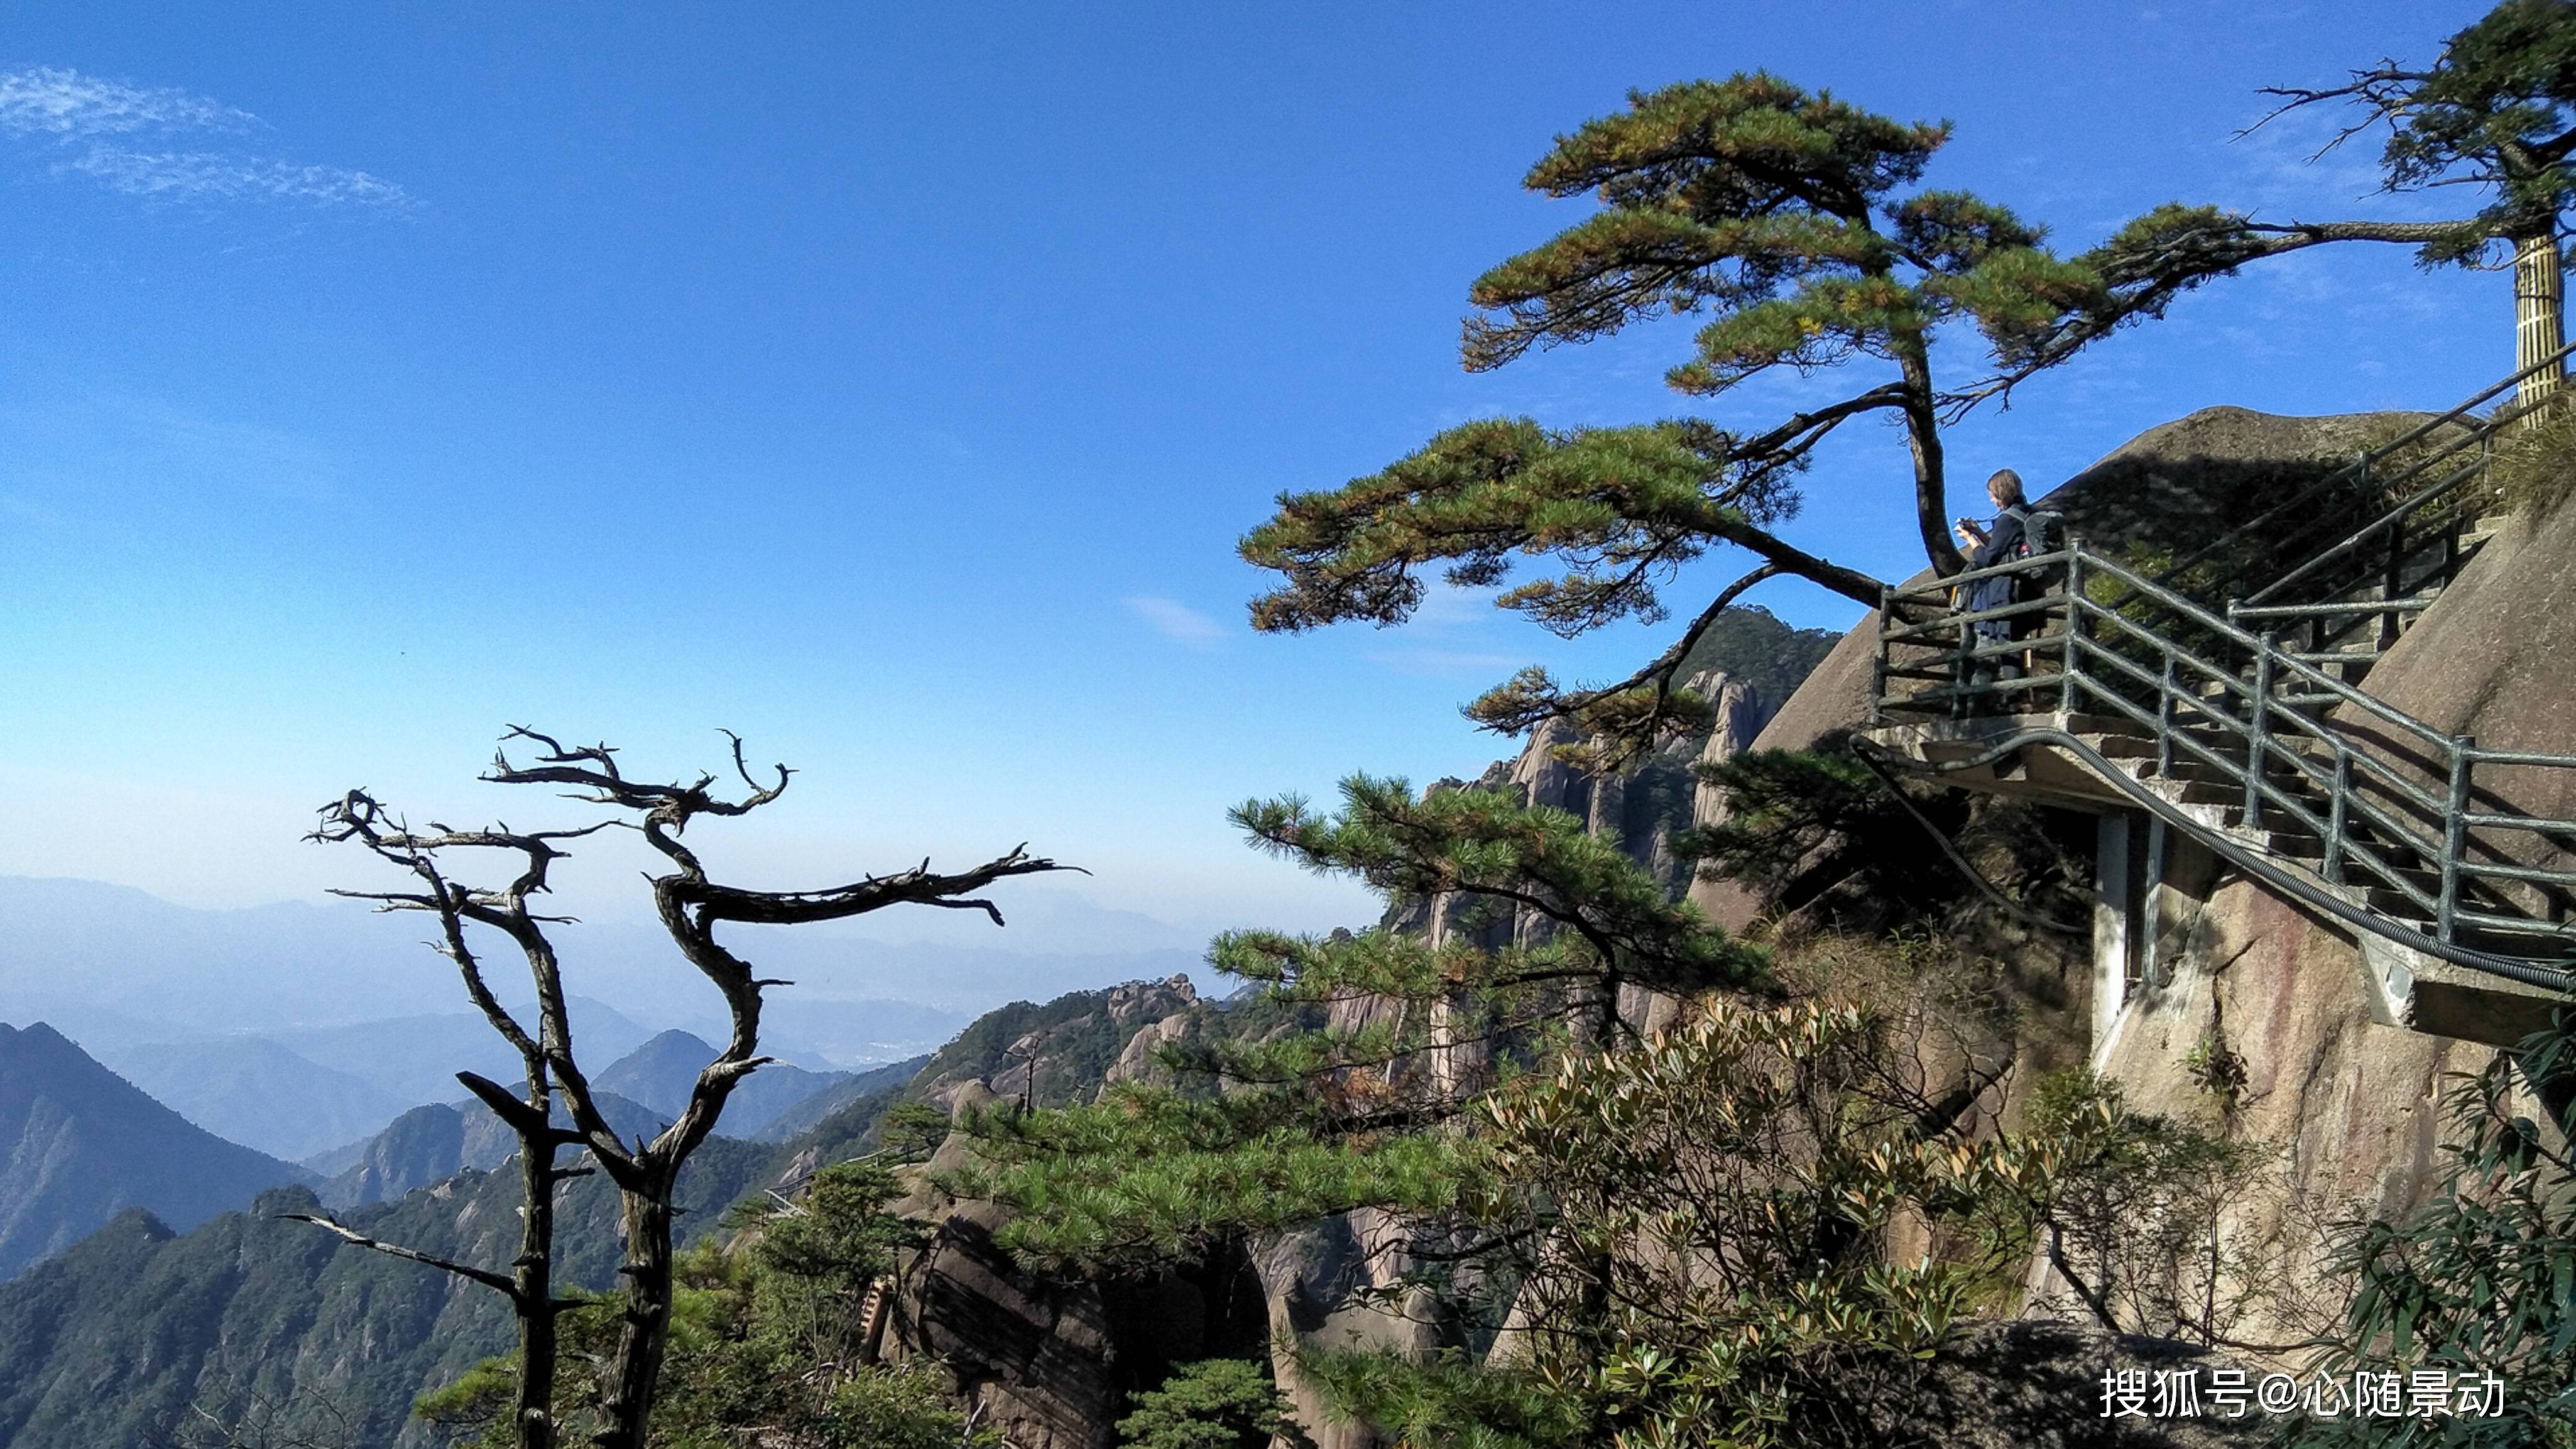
[{"left": 1858, "top": 356, "right": 2576, "bottom": 1049}]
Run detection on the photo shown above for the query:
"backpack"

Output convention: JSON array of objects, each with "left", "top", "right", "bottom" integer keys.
[
  {"left": 2012, "top": 506, "right": 2063, "bottom": 559},
  {"left": 2006, "top": 506, "right": 2065, "bottom": 605}
]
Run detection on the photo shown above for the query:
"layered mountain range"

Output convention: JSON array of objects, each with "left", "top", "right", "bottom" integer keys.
[
  {"left": 0, "top": 600, "right": 1844, "bottom": 1446},
  {"left": 0, "top": 1022, "right": 312, "bottom": 1281},
  {"left": 0, "top": 978, "right": 1180, "bottom": 1448}
]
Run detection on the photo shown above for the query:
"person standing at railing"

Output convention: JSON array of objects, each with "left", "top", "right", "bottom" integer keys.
[{"left": 1951, "top": 469, "right": 2051, "bottom": 711}]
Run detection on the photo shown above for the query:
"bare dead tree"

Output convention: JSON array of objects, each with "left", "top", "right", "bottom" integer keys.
[
  {"left": 306, "top": 726, "right": 1069, "bottom": 1449},
  {"left": 295, "top": 793, "right": 607, "bottom": 1449}
]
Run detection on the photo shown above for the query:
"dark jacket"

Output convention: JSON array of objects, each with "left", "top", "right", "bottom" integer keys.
[
  {"left": 1968, "top": 506, "right": 2028, "bottom": 573},
  {"left": 1963, "top": 506, "right": 2032, "bottom": 633}
]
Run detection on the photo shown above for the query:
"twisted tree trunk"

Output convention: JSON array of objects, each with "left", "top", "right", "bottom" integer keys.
[
  {"left": 512, "top": 1098, "right": 560, "bottom": 1449},
  {"left": 592, "top": 1186, "right": 677, "bottom": 1449}
]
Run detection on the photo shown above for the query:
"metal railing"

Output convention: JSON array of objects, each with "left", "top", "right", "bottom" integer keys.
[
  {"left": 1869, "top": 540, "right": 2576, "bottom": 978},
  {"left": 2156, "top": 342, "right": 2570, "bottom": 613}
]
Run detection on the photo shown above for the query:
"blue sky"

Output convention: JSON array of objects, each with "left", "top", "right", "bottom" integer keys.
[{"left": 0, "top": 1, "right": 2516, "bottom": 939}]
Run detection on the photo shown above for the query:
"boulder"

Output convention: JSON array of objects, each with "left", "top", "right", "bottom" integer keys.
[
  {"left": 899, "top": 1201, "right": 1122, "bottom": 1449},
  {"left": 2325, "top": 485, "right": 2576, "bottom": 897}
]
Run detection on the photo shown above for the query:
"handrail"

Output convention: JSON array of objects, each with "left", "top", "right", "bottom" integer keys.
[
  {"left": 1875, "top": 535, "right": 2576, "bottom": 978},
  {"left": 2239, "top": 451, "right": 2490, "bottom": 608},
  {"left": 2148, "top": 339, "right": 2573, "bottom": 599},
  {"left": 1851, "top": 729, "right": 2576, "bottom": 995},
  {"left": 1865, "top": 352, "right": 2576, "bottom": 987}
]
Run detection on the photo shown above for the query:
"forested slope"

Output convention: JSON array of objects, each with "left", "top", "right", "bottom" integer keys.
[{"left": 0, "top": 980, "right": 1197, "bottom": 1448}]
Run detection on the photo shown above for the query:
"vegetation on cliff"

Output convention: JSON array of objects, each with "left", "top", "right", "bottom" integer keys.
[
  {"left": 952, "top": 757, "right": 2257, "bottom": 1446},
  {"left": 2305, "top": 1015, "right": 2576, "bottom": 1447},
  {"left": 418, "top": 1159, "right": 986, "bottom": 1449}
]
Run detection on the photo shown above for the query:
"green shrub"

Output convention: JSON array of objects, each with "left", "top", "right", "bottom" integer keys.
[
  {"left": 2487, "top": 402, "right": 2576, "bottom": 520},
  {"left": 1116, "top": 1359, "right": 1309, "bottom": 1449},
  {"left": 2298, "top": 1017, "right": 2576, "bottom": 1446}
]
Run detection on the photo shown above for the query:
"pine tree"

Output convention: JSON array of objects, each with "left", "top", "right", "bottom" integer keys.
[
  {"left": 950, "top": 774, "right": 2156, "bottom": 1445},
  {"left": 958, "top": 775, "right": 1768, "bottom": 1272},
  {"left": 1238, "top": 74, "right": 2132, "bottom": 760},
  {"left": 1115, "top": 1359, "right": 1309, "bottom": 1449}
]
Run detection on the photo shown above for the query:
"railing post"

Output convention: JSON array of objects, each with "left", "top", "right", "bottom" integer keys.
[
  {"left": 1952, "top": 591, "right": 1975, "bottom": 721},
  {"left": 1869, "top": 584, "right": 1891, "bottom": 728},
  {"left": 2325, "top": 744, "right": 2350, "bottom": 885},
  {"left": 2440, "top": 737, "right": 2474, "bottom": 944},
  {"left": 2156, "top": 647, "right": 2176, "bottom": 779},
  {"left": 2060, "top": 539, "right": 2084, "bottom": 718},
  {"left": 2246, "top": 632, "right": 2276, "bottom": 833},
  {"left": 2382, "top": 526, "right": 2406, "bottom": 652}
]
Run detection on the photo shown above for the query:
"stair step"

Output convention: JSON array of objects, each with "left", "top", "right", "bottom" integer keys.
[
  {"left": 2152, "top": 779, "right": 2244, "bottom": 806},
  {"left": 2146, "top": 756, "right": 2335, "bottom": 794},
  {"left": 2088, "top": 734, "right": 2159, "bottom": 760},
  {"left": 2360, "top": 863, "right": 2445, "bottom": 893},
  {"left": 2459, "top": 921, "right": 2576, "bottom": 956},
  {"left": 2215, "top": 803, "right": 2343, "bottom": 836},
  {"left": 2260, "top": 831, "right": 2327, "bottom": 861},
  {"left": 2367, "top": 885, "right": 2450, "bottom": 916},
  {"left": 2284, "top": 648, "right": 2386, "bottom": 664}
]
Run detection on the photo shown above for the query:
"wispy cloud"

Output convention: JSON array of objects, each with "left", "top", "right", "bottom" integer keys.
[
  {"left": 0, "top": 65, "right": 410, "bottom": 212},
  {"left": 1125, "top": 596, "right": 1228, "bottom": 650},
  {"left": 0, "top": 67, "right": 252, "bottom": 137},
  {"left": 61, "top": 146, "right": 408, "bottom": 207}
]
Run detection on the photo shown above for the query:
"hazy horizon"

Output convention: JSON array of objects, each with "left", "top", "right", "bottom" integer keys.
[{"left": 0, "top": 872, "right": 1231, "bottom": 1040}]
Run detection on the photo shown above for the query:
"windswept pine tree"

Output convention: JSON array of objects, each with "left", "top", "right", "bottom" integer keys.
[
  {"left": 959, "top": 774, "right": 1771, "bottom": 1273},
  {"left": 1238, "top": 74, "right": 2163, "bottom": 762},
  {"left": 951, "top": 74, "right": 2306, "bottom": 1447}
]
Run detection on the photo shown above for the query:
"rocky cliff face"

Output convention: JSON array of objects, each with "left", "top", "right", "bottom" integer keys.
[
  {"left": 870, "top": 679, "right": 1803, "bottom": 1449},
  {"left": 873, "top": 976, "right": 1273, "bottom": 1449},
  {"left": 1400, "top": 666, "right": 1772, "bottom": 950},
  {"left": 2327, "top": 482, "right": 2576, "bottom": 905},
  {"left": 896, "top": 975, "right": 1203, "bottom": 1115},
  {"left": 2083, "top": 425, "right": 2576, "bottom": 1340},
  {"left": 1718, "top": 406, "right": 2562, "bottom": 1347},
  {"left": 1252, "top": 670, "right": 1787, "bottom": 1448}
]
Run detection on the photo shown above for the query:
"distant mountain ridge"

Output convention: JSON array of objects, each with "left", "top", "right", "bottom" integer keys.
[
  {"left": 305, "top": 1031, "right": 881, "bottom": 1210},
  {"left": 0, "top": 875, "right": 1210, "bottom": 1050},
  {"left": 0, "top": 1022, "right": 310, "bottom": 1280},
  {"left": 316, "top": 1090, "right": 669, "bottom": 1210},
  {"left": 0, "top": 1045, "right": 935, "bottom": 1446},
  {"left": 93, "top": 1035, "right": 415, "bottom": 1162},
  {"left": 754, "top": 1054, "right": 930, "bottom": 1142},
  {"left": 0, "top": 975, "right": 1209, "bottom": 1445},
  {"left": 596, "top": 1029, "right": 851, "bottom": 1135}
]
